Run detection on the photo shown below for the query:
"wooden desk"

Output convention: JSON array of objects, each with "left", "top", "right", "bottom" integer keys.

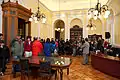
[
  {"left": 91, "top": 53, "right": 120, "bottom": 79},
  {"left": 12, "top": 56, "right": 72, "bottom": 80}
]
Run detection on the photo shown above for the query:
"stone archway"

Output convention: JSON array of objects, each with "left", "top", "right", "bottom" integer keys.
[
  {"left": 54, "top": 19, "right": 65, "bottom": 40},
  {"left": 70, "top": 18, "right": 83, "bottom": 28},
  {"left": 70, "top": 18, "right": 83, "bottom": 40}
]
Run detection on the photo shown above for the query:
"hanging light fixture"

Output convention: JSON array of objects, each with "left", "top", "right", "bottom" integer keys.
[
  {"left": 55, "top": 0, "right": 64, "bottom": 32},
  {"left": 29, "top": 0, "right": 46, "bottom": 23},
  {"left": 88, "top": 0, "right": 110, "bottom": 19},
  {"left": 55, "top": 20, "right": 64, "bottom": 32},
  {"left": 86, "top": 18, "right": 96, "bottom": 30}
]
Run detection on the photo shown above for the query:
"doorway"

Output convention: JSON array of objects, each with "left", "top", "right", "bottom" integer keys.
[
  {"left": 54, "top": 20, "right": 65, "bottom": 40},
  {"left": 55, "top": 31, "right": 60, "bottom": 40},
  {"left": 18, "top": 18, "right": 26, "bottom": 39}
]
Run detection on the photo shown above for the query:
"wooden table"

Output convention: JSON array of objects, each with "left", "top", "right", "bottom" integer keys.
[
  {"left": 91, "top": 53, "right": 120, "bottom": 79},
  {"left": 12, "top": 56, "right": 72, "bottom": 80}
]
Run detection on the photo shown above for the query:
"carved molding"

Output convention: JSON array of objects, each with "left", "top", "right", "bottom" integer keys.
[{"left": 1, "top": 1, "right": 32, "bottom": 20}]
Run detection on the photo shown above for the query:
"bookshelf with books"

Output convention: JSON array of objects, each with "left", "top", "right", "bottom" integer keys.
[{"left": 70, "top": 25, "right": 83, "bottom": 40}]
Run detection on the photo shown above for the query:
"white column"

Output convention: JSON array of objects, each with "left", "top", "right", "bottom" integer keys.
[
  {"left": 67, "top": 16, "right": 70, "bottom": 40},
  {"left": 68, "top": 26, "right": 70, "bottom": 40},
  {"left": 65, "top": 25, "right": 67, "bottom": 40},
  {"left": 102, "top": 19, "right": 105, "bottom": 39},
  {"left": 0, "top": 6, "right": 2, "bottom": 33},
  {"left": 52, "top": 23, "right": 54, "bottom": 38},
  {"left": 38, "top": 23, "right": 40, "bottom": 37},
  {"left": 112, "top": 17, "right": 115, "bottom": 44},
  {"left": 83, "top": 15, "right": 88, "bottom": 38},
  {"left": 106, "top": 19, "right": 109, "bottom": 32},
  {"left": 47, "top": 24, "right": 50, "bottom": 38},
  {"left": 83, "top": 25, "right": 88, "bottom": 38}
]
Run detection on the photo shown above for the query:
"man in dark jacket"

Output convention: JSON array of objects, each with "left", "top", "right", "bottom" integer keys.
[{"left": 0, "top": 40, "right": 10, "bottom": 75}]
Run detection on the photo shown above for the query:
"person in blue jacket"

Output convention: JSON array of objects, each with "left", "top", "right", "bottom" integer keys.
[
  {"left": 50, "top": 40, "right": 56, "bottom": 54},
  {"left": 44, "top": 38, "right": 51, "bottom": 57}
]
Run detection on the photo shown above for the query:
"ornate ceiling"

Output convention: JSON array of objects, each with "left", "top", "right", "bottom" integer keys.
[
  {"left": 0, "top": 0, "right": 109, "bottom": 11},
  {"left": 39, "top": 0, "right": 109, "bottom": 11}
]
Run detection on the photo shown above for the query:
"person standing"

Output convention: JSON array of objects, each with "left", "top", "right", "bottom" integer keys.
[
  {"left": 72, "top": 40, "right": 77, "bottom": 56},
  {"left": 0, "top": 33, "right": 3, "bottom": 42},
  {"left": 11, "top": 35, "right": 24, "bottom": 74},
  {"left": 55, "top": 39, "right": 59, "bottom": 52},
  {"left": 97, "top": 37, "right": 104, "bottom": 52},
  {"left": 11, "top": 35, "right": 24, "bottom": 58},
  {"left": 24, "top": 36, "right": 32, "bottom": 57},
  {"left": 32, "top": 37, "right": 43, "bottom": 56},
  {"left": 50, "top": 41, "right": 56, "bottom": 54},
  {"left": 44, "top": 38, "right": 51, "bottom": 57},
  {"left": 0, "top": 40, "right": 10, "bottom": 75},
  {"left": 81, "top": 38, "right": 90, "bottom": 65}
]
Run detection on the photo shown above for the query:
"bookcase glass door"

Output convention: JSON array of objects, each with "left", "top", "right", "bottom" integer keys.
[{"left": 18, "top": 18, "right": 26, "bottom": 39}]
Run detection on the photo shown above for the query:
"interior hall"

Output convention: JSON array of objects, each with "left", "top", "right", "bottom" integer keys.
[{"left": 0, "top": 0, "right": 120, "bottom": 80}]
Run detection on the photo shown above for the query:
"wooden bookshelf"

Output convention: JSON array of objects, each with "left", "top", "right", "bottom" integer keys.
[{"left": 70, "top": 25, "right": 83, "bottom": 40}]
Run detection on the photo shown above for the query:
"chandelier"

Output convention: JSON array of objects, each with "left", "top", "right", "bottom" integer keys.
[
  {"left": 88, "top": 0, "right": 110, "bottom": 20},
  {"left": 86, "top": 18, "right": 96, "bottom": 30},
  {"left": 55, "top": 28, "right": 64, "bottom": 32},
  {"left": 55, "top": 0, "right": 64, "bottom": 32},
  {"left": 29, "top": 0, "right": 46, "bottom": 23}
]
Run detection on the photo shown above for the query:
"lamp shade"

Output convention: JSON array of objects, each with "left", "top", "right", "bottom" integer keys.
[
  {"left": 105, "top": 10, "right": 110, "bottom": 16},
  {"left": 29, "top": 18, "right": 33, "bottom": 21}
]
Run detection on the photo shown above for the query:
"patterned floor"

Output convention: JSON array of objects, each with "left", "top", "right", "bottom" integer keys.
[{"left": 1, "top": 56, "right": 120, "bottom": 80}]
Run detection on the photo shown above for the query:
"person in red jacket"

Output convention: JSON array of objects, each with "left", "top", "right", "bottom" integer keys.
[
  {"left": 24, "top": 36, "right": 32, "bottom": 57},
  {"left": 32, "top": 37, "right": 43, "bottom": 56}
]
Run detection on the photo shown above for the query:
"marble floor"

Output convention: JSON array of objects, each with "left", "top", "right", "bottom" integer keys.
[{"left": 1, "top": 56, "right": 120, "bottom": 80}]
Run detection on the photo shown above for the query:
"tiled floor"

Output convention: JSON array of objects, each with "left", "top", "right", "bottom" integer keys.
[{"left": 1, "top": 56, "right": 120, "bottom": 80}]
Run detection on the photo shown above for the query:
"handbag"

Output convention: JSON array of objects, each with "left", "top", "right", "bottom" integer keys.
[{"left": 24, "top": 51, "right": 32, "bottom": 57}]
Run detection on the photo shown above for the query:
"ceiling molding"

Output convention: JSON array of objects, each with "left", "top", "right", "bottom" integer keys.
[
  {"left": 38, "top": 0, "right": 52, "bottom": 12},
  {"left": 52, "top": 8, "right": 88, "bottom": 13},
  {"left": 39, "top": 0, "right": 108, "bottom": 11}
]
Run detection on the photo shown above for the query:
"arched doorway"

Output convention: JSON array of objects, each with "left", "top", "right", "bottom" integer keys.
[
  {"left": 54, "top": 20, "right": 65, "bottom": 40},
  {"left": 70, "top": 18, "right": 83, "bottom": 40}
]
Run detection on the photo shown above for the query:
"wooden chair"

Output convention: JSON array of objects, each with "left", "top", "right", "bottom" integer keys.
[
  {"left": 0, "top": 57, "right": 5, "bottom": 75},
  {"left": 20, "top": 58, "right": 31, "bottom": 80},
  {"left": 0, "top": 57, "right": 5, "bottom": 80},
  {"left": 38, "top": 61, "right": 57, "bottom": 80}
]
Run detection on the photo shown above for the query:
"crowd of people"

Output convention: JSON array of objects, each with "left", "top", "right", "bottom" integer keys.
[{"left": 0, "top": 33, "right": 111, "bottom": 75}]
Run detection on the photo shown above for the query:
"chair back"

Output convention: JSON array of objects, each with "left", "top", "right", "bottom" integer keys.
[
  {"left": 39, "top": 61, "right": 51, "bottom": 74},
  {"left": 20, "top": 58, "right": 29, "bottom": 72},
  {"left": 0, "top": 57, "right": 5, "bottom": 72}
]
